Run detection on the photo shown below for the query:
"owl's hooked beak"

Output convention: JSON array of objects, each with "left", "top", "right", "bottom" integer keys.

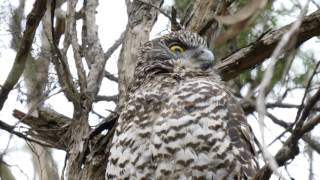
[
  {"left": 194, "top": 48, "right": 214, "bottom": 66},
  {"left": 180, "top": 47, "right": 215, "bottom": 71}
]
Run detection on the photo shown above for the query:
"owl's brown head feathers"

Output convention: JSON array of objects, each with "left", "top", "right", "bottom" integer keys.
[{"left": 135, "top": 31, "right": 216, "bottom": 84}]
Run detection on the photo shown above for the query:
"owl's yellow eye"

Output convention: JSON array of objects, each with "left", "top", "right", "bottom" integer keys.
[{"left": 169, "top": 45, "right": 185, "bottom": 54}]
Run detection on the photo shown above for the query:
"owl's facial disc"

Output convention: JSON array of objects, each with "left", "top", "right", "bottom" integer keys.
[{"left": 169, "top": 44, "right": 214, "bottom": 71}]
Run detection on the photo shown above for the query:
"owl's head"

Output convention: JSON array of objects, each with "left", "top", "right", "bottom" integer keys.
[{"left": 135, "top": 30, "right": 216, "bottom": 79}]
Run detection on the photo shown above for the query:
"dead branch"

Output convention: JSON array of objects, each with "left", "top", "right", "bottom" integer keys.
[
  {"left": 0, "top": 0, "right": 47, "bottom": 110},
  {"left": 12, "top": 108, "right": 71, "bottom": 150},
  {"left": 0, "top": 120, "right": 54, "bottom": 148}
]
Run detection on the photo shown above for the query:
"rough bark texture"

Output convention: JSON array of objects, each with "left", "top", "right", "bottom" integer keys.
[
  {"left": 184, "top": 0, "right": 222, "bottom": 34},
  {"left": 117, "top": 0, "right": 164, "bottom": 108}
]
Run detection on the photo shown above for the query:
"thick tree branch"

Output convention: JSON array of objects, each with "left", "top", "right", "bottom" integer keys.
[
  {"left": 0, "top": 0, "right": 47, "bottom": 110},
  {"left": 216, "top": 9, "right": 320, "bottom": 80}
]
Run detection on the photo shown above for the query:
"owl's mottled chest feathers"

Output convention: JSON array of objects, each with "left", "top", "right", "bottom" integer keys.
[{"left": 106, "top": 74, "right": 257, "bottom": 179}]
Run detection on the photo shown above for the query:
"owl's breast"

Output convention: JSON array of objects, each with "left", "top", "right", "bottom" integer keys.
[{"left": 106, "top": 77, "right": 251, "bottom": 179}]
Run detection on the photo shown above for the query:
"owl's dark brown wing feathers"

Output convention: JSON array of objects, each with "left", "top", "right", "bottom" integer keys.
[{"left": 225, "top": 94, "right": 258, "bottom": 178}]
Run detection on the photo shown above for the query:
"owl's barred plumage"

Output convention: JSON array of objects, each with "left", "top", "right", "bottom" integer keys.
[{"left": 106, "top": 31, "right": 257, "bottom": 179}]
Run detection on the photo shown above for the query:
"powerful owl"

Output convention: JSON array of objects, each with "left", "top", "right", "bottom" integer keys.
[{"left": 106, "top": 31, "right": 257, "bottom": 179}]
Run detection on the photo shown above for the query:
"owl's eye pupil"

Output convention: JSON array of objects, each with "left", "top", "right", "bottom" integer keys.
[{"left": 169, "top": 45, "right": 185, "bottom": 54}]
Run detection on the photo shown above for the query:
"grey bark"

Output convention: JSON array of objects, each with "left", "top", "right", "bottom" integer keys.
[{"left": 117, "top": 0, "right": 164, "bottom": 108}]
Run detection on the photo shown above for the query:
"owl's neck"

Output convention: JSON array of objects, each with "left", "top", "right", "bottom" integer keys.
[
  {"left": 129, "top": 60, "right": 174, "bottom": 92},
  {"left": 129, "top": 60, "right": 222, "bottom": 93},
  {"left": 173, "top": 65, "right": 221, "bottom": 81}
]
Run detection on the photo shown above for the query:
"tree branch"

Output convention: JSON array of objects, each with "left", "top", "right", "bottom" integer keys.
[
  {"left": 0, "top": 0, "right": 47, "bottom": 110},
  {"left": 12, "top": 108, "right": 71, "bottom": 150},
  {"left": 295, "top": 59, "right": 320, "bottom": 124},
  {"left": 267, "top": 112, "right": 320, "bottom": 154},
  {"left": 104, "top": 30, "right": 125, "bottom": 62},
  {"left": 0, "top": 120, "right": 54, "bottom": 148},
  {"left": 216, "top": 9, "right": 320, "bottom": 81},
  {"left": 95, "top": 95, "right": 118, "bottom": 103},
  {"left": 302, "top": 135, "right": 320, "bottom": 155},
  {"left": 254, "top": 114, "right": 320, "bottom": 180},
  {"left": 104, "top": 71, "right": 118, "bottom": 83}
]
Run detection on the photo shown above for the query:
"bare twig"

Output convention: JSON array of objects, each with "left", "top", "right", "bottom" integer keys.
[
  {"left": 266, "top": 102, "right": 320, "bottom": 111},
  {"left": 104, "top": 30, "right": 126, "bottom": 61},
  {"left": 254, "top": 115, "right": 320, "bottom": 179},
  {"left": 95, "top": 95, "right": 118, "bottom": 103},
  {"left": 256, "top": 0, "right": 310, "bottom": 178},
  {"left": 104, "top": 71, "right": 118, "bottom": 83},
  {"left": 267, "top": 112, "right": 320, "bottom": 154},
  {"left": 311, "top": 0, "right": 320, "bottom": 9},
  {"left": 102, "top": 30, "right": 125, "bottom": 83},
  {"left": 295, "top": 60, "right": 320, "bottom": 123},
  {"left": 0, "top": 159, "right": 30, "bottom": 180},
  {"left": 266, "top": 112, "right": 290, "bottom": 129},
  {"left": 41, "top": 1, "right": 79, "bottom": 103},
  {"left": 170, "top": 7, "right": 182, "bottom": 31}
]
